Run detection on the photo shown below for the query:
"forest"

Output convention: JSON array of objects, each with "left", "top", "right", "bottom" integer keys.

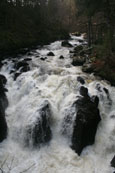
[{"left": 0, "top": 0, "right": 76, "bottom": 56}]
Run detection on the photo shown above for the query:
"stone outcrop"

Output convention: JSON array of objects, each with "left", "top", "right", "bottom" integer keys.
[
  {"left": 25, "top": 101, "right": 52, "bottom": 146},
  {"left": 71, "top": 86, "right": 101, "bottom": 155}
]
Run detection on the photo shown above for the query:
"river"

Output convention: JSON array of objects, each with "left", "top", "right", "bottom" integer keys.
[{"left": 0, "top": 35, "right": 115, "bottom": 173}]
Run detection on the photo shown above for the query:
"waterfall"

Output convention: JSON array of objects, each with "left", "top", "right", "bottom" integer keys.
[{"left": 0, "top": 35, "right": 115, "bottom": 173}]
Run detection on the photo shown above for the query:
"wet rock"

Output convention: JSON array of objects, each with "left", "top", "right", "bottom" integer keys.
[
  {"left": 96, "top": 83, "right": 102, "bottom": 92},
  {"left": 82, "top": 63, "right": 94, "bottom": 73},
  {"left": 47, "top": 52, "right": 55, "bottom": 56},
  {"left": 80, "top": 86, "right": 88, "bottom": 96},
  {"left": 0, "top": 75, "right": 8, "bottom": 142},
  {"left": 0, "top": 103, "right": 7, "bottom": 142},
  {"left": 59, "top": 55, "right": 64, "bottom": 59},
  {"left": 0, "top": 61, "right": 3, "bottom": 69},
  {"left": 26, "top": 101, "right": 52, "bottom": 146},
  {"left": 61, "top": 41, "right": 73, "bottom": 47},
  {"left": 72, "top": 56, "right": 86, "bottom": 66},
  {"left": 20, "top": 65, "right": 30, "bottom": 73},
  {"left": 77, "top": 76, "right": 85, "bottom": 85},
  {"left": 14, "top": 61, "right": 29, "bottom": 71},
  {"left": 24, "top": 58, "right": 32, "bottom": 61},
  {"left": 14, "top": 72, "right": 21, "bottom": 80},
  {"left": 78, "top": 39, "right": 84, "bottom": 43},
  {"left": 111, "top": 155, "right": 115, "bottom": 168},
  {"left": 103, "top": 87, "right": 109, "bottom": 94},
  {"left": 40, "top": 57, "right": 47, "bottom": 61},
  {"left": 71, "top": 86, "right": 101, "bottom": 155},
  {"left": 0, "top": 74, "right": 7, "bottom": 85}
]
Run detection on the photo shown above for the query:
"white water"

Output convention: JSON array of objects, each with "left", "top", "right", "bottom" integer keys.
[{"left": 0, "top": 35, "right": 115, "bottom": 173}]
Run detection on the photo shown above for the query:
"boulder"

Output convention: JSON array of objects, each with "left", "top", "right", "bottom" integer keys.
[
  {"left": 47, "top": 52, "right": 55, "bottom": 56},
  {"left": 77, "top": 76, "right": 85, "bottom": 85},
  {"left": 71, "top": 86, "right": 101, "bottom": 155},
  {"left": 14, "top": 61, "right": 29, "bottom": 71},
  {"left": 61, "top": 41, "right": 73, "bottom": 47},
  {"left": 59, "top": 55, "right": 64, "bottom": 59},
  {"left": 13, "top": 60, "right": 30, "bottom": 80},
  {"left": 72, "top": 56, "right": 86, "bottom": 66},
  {"left": 40, "top": 57, "right": 47, "bottom": 61},
  {"left": 0, "top": 74, "right": 7, "bottom": 85},
  {"left": 25, "top": 101, "right": 52, "bottom": 146}
]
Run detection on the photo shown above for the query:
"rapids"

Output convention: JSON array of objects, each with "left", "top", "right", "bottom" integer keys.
[{"left": 0, "top": 35, "right": 115, "bottom": 173}]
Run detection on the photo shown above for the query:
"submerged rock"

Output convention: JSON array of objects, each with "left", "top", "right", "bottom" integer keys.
[
  {"left": 71, "top": 86, "right": 101, "bottom": 155},
  {"left": 25, "top": 101, "right": 52, "bottom": 146}
]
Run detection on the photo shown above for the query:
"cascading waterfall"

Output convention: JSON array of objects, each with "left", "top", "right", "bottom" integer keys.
[{"left": 0, "top": 35, "right": 115, "bottom": 173}]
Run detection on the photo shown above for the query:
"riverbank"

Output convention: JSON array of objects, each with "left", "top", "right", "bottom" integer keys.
[{"left": 0, "top": 29, "right": 69, "bottom": 60}]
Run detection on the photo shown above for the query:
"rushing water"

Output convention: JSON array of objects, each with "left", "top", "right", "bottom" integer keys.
[{"left": 0, "top": 35, "right": 115, "bottom": 173}]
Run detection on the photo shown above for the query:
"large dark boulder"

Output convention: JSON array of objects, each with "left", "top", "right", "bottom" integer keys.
[
  {"left": 25, "top": 101, "right": 52, "bottom": 146},
  {"left": 0, "top": 74, "right": 8, "bottom": 142},
  {"left": 71, "top": 86, "right": 101, "bottom": 155}
]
